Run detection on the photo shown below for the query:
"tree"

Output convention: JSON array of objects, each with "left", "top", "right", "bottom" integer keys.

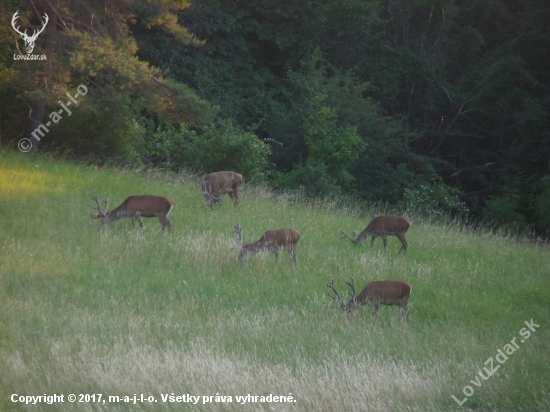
[{"left": 0, "top": 0, "right": 214, "bottom": 156}]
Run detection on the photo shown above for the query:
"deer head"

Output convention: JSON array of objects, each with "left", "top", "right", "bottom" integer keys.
[
  {"left": 327, "top": 277, "right": 358, "bottom": 313},
  {"left": 89, "top": 194, "right": 110, "bottom": 225},
  {"left": 11, "top": 10, "right": 49, "bottom": 54}
]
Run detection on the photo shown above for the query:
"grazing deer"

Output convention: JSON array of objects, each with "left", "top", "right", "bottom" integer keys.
[
  {"left": 202, "top": 171, "right": 243, "bottom": 206},
  {"left": 327, "top": 277, "right": 411, "bottom": 320},
  {"left": 233, "top": 223, "right": 300, "bottom": 263},
  {"left": 340, "top": 215, "right": 411, "bottom": 252},
  {"left": 90, "top": 194, "right": 176, "bottom": 232}
]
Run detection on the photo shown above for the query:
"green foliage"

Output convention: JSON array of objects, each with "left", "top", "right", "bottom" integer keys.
[
  {"left": 274, "top": 161, "right": 342, "bottom": 197},
  {"left": 303, "top": 96, "right": 365, "bottom": 188},
  {"left": 483, "top": 175, "right": 536, "bottom": 232},
  {"left": 46, "top": 96, "right": 140, "bottom": 162},
  {"left": 0, "top": 1, "right": 213, "bottom": 157},
  {"left": 139, "top": 119, "right": 270, "bottom": 182},
  {"left": 400, "top": 176, "right": 468, "bottom": 216},
  {"left": 2, "top": 0, "right": 550, "bottom": 235},
  {"left": 536, "top": 176, "right": 550, "bottom": 235}
]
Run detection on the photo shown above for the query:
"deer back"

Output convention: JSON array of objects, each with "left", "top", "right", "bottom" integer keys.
[
  {"left": 360, "top": 216, "right": 411, "bottom": 238},
  {"left": 357, "top": 280, "right": 411, "bottom": 306},
  {"left": 204, "top": 171, "right": 243, "bottom": 194},
  {"left": 249, "top": 228, "right": 300, "bottom": 251},
  {"left": 111, "top": 195, "right": 175, "bottom": 218}
]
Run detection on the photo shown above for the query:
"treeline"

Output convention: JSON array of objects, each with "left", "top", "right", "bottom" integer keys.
[{"left": 1, "top": 0, "right": 549, "bottom": 235}]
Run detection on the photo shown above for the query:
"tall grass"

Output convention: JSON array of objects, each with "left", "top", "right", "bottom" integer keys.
[{"left": 1, "top": 150, "right": 549, "bottom": 411}]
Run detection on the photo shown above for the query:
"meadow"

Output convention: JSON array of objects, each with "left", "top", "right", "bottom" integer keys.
[{"left": 0, "top": 151, "right": 549, "bottom": 411}]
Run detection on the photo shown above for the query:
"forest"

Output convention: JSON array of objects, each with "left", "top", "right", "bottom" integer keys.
[{"left": 1, "top": 0, "right": 549, "bottom": 236}]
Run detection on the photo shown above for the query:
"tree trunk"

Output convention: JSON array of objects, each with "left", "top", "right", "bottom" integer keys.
[
  {"left": 28, "top": 100, "right": 46, "bottom": 152},
  {"left": 27, "top": 1, "right": 58, "bottom": 152}
]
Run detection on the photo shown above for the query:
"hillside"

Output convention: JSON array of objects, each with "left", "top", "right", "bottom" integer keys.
[{"left": 1, "top": 151, "right": 549, "bottom": 411}]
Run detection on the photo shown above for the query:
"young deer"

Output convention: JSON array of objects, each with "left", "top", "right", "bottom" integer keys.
[
  {"left": 327, "top": 277, "right": 411, "bottom": 320},
  {"left": 90, "top": 194, "right": 176, "bottom": 232},
  {"left": 340, "top": 215, "right": 411, "bottom": 252},
  {"left": 202, "top": 171, "right": 243, "bottom": 206},
  {"left": 233, "top": 223, "right": 300, "bottom": 263}
]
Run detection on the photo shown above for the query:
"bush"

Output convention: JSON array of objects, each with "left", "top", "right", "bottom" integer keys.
[
  {"left": 139, "top": 119, "right": 271, "bottom": 182},
  {"left": 399, "top": 176, "right": 468, "bottom": 217}
]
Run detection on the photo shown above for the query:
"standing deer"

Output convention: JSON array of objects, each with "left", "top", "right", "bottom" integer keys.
[
  {"left": 340, "top": 215, "right": 411, "bottom": 252},
  {"left": 327, "top": 277, "right": 411, "bottom": 320},
  {"left": 202, "top": 171, "right": 243, "bottom": 206},
  {"left": 90, "top": 194, "right": 176, "bottom": 232},
  {"left": 233, "top": 223, "right": 300, "bottom": 263}
]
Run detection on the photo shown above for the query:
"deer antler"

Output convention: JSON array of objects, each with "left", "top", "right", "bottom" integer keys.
[
  {"left": 339, "top": 230, "right": 358, "bottom": 244},
  {"left": 326, "top": 279, "right": 345, "bottom": 307},
  {"left": 233, "top": 223, "right": 243, "bottom": 248},
  {"left": 90, "top": 194, "right": 106, "bottom": 218},
  {"left": 345, "top": 277, "right": 357, "bottom": 301}
]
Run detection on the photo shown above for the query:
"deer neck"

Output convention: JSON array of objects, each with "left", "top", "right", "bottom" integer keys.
[
  {"left": 345, "top": 298, "right": 360, "bottom": 313},
  {"left": 104, "top": 207, "right": 126, "bottom": 224},
  {"left": 241, "top": 242, "right": 264, "bottom": 257}
]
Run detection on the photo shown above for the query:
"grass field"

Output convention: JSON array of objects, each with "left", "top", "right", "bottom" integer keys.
[{"left": 1, "top": 150, "right": 549, "bottom": 411}]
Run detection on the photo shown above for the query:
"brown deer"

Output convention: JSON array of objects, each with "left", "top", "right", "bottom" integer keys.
[
  {"left": 340, "top": 215, "right": 411, "bottom": 252},
  {"left": 327, "top": 277, "right": 411, "bottom": 320},
  {"left": 202, "top": 171, "right": 243, "bottom": 206},
  {"left": 233, "top": 223, "right": 300, "bottom": 263},
  {"left": 90, "top": 194, "right": 176, "bottom": 232}
]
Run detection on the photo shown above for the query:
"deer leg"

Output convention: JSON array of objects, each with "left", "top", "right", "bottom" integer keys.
[
  {"left": 382, "top": 236, "right": 388, "bottom": 248},
  {"left": 400, "top": 304, "right": 410, "bottom": 321},
  {"left": 289, "top": 247, "right": 297, "bottom": 264},
  {"left": 135, "top": 212, "right": 144, "bottom": 229},
  {"left": 229, "top": 191, "right": 239, "bottom": 206},
  {"left": 397, "top": 234, "right": 408, "bottom": 253},
  {"left": 164, "top": 217, "right": 172, "bottom": 233}
]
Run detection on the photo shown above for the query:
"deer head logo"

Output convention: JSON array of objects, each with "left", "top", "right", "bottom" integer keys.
[{"left": 11, "top": 10, "right": 49, "bottom": 54}]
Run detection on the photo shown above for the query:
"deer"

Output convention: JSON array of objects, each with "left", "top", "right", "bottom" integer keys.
[
  {"left": 90, "top": 194, "right": 176, "bottom": 232},
  {"left": 233, "top": 223, "right": 300, "bottom": 263},
  {"left": 327, "top": 277, "right": 411, "bottom": 320},
  {"left": 11, "top": 10, "right": 49, "bottom": 54},
  {"left": 339, "top": 215, "right": 411, "bottom": 252},
  {"left": 202, "top": 171, "right": 243, "bottom": 206}
]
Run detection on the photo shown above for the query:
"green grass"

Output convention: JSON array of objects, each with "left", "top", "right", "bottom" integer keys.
[{"left": 1, "top": 150, "right": 549, "bottom": 411}]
